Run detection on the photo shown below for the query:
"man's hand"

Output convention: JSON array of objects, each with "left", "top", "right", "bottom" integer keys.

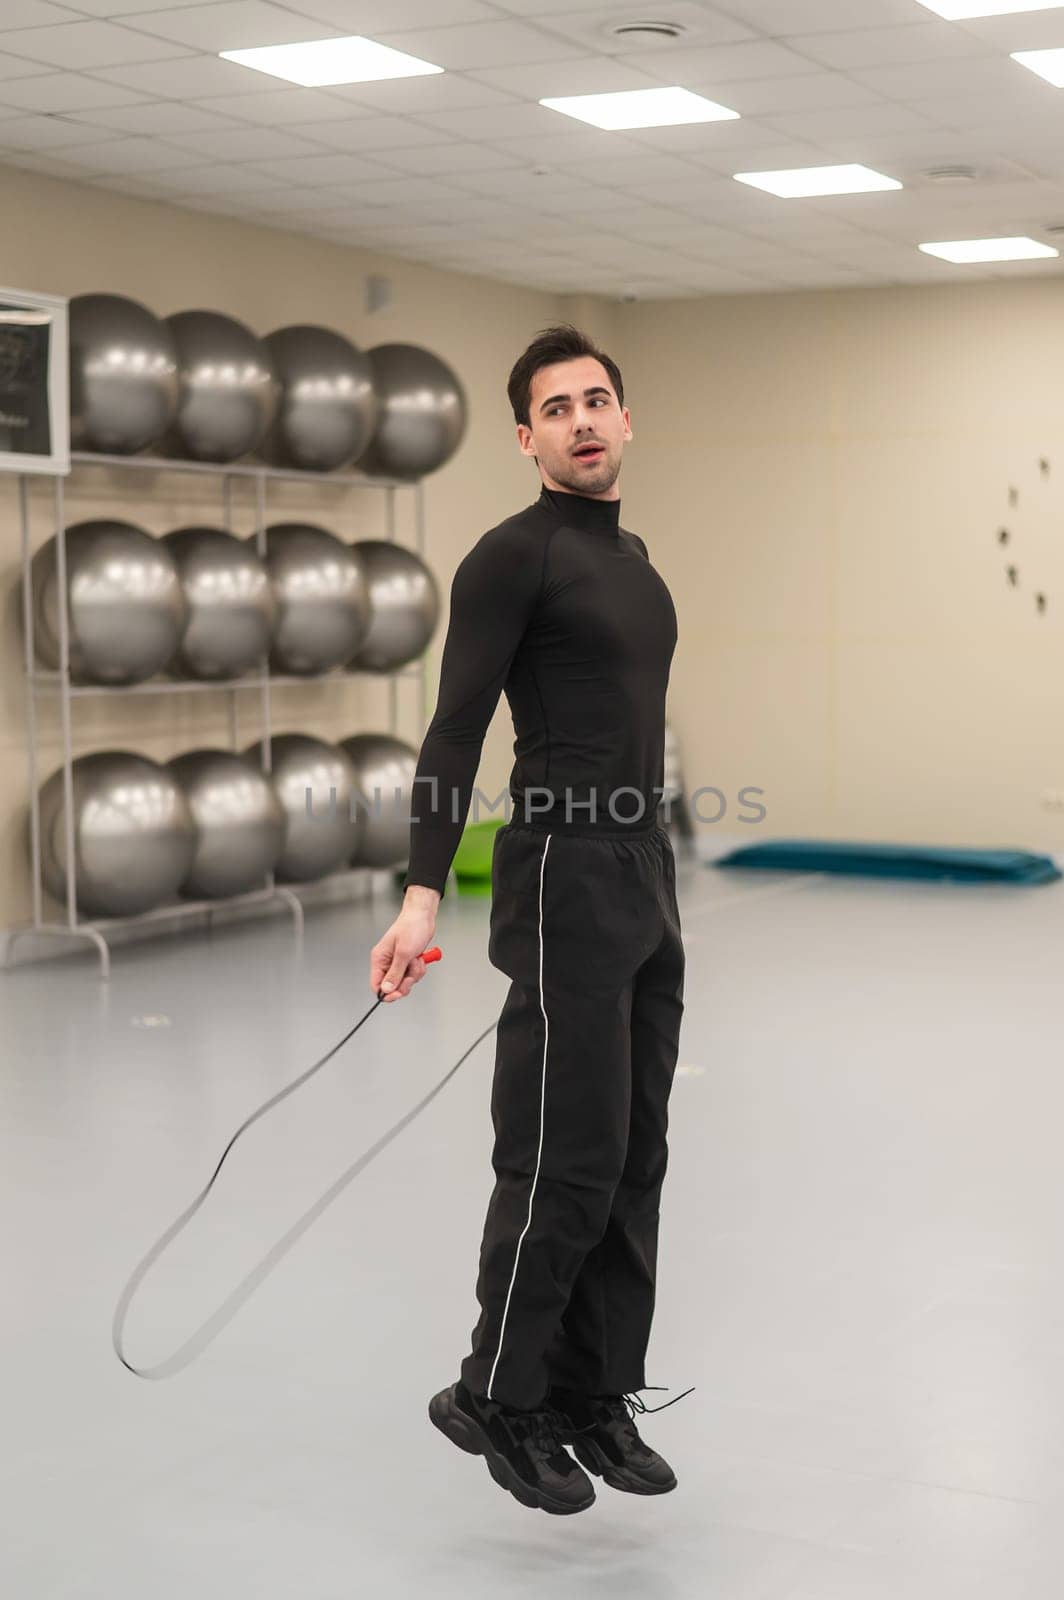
[{"left": 370, "top": 885, "right": 441, "bottom": 1003}]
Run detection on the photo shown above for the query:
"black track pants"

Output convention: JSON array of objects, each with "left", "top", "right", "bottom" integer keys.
[{"left": 459, "top": 816, "right": 685, "bottom": 1410}]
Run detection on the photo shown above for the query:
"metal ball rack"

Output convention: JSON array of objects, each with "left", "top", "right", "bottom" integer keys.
[{"left": 2, "top": 450, "right": 428, "bottom": 979}]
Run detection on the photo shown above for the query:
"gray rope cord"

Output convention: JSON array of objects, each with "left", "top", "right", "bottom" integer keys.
[{"left": 113, "top": 992, "right": 497, "bottom": 1381}]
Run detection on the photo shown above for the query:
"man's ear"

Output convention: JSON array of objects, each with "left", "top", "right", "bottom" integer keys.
[{"left": 516, "top": 424, "right": 536, "bottom": 459}]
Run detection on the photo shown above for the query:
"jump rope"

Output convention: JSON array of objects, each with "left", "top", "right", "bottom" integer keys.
[
  {"left": 113, "top": 948, "right": 464, "bottom": 1380},
  {"left": 112, "top": 941, "right": 695, "bottom": 1417}
]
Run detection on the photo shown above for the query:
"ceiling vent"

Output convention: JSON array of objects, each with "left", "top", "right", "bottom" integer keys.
[
  {"left": 921, "top": 165, "right": 980, "bottom": 185},
  {"left": 605, "top": 19, "right": 690, "bottom": 41}
]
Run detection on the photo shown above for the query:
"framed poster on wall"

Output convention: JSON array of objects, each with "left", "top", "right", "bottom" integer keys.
[{"left": 0, "top": 287, "right": 69, "bottom": 476}]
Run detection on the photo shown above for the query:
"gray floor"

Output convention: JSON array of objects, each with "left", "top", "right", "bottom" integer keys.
[{"left": 3, "top": 847, "right": 1064, "bottom": 1599}]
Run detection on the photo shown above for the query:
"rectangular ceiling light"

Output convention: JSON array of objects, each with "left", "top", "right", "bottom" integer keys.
[
  {"left": 916, "top": 1, "right": 1064, "bottom": 17},
  {"left": 539, "top": 86, "right": 739, "bottom": 130},
  {"left": 919, "top": 236, "right": 1059, "bottom": 261},
  {"left": 220, "top": 35, "right": 443, "bottom": 87},
  {"left": 1012, "top": 47, "right": 1064, "bottom": 84},
  {"left": 734, "top": 164, "right": 902, "bottom": 197}
]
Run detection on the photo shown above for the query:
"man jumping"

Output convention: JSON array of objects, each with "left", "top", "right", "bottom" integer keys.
[{"left": 370, "top": 324, "right": 686, "bottom": 1515}]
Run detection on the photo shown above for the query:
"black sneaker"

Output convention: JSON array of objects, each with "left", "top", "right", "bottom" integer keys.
[
  {"left": 548, "top": 1384, "right": 695, "bottom": 1495},
  {"left": 428, "top": 1379, "right": 596, "bottom": 1515}
]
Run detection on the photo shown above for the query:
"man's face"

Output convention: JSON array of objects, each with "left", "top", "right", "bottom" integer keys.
[{"left": 516, "top": 355, "right": 632, "bottom": 499}]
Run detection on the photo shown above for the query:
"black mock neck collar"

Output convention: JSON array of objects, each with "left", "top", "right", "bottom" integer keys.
[{"left": 537, "top": 485, "right": 621, "bottom": 533}]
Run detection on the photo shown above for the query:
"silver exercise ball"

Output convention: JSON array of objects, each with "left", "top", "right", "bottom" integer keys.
[
  {"left": 357, "top": 343, "right": 468, "bottom": 480},
  {"left": 244, "top": 734, "right": 358, "bottom": 881},
  {"left": 37, "top": 751, "right": 196, "bottom": 917},
  {"left": 348, "top": 540, "right": 439, "bottom": 672},
  {"left": 163, "top": 310, "right": 279, "bottom": 463},
  {"left": 168, "top": 749, "right": 285, "bottom": 898},
  {"left": 30, "top": 519, "right": 188, "bottom": 685},
  {"left": 69, "top": 292, "right": 178, "bottom": 454},
  {"left": 340, "top": 733, "right": 419, "bottom": 868},
  {"left": 258, "top": 522, "right": 370, "bottom": 675},
  {"left": 162, "top": 526, "right": 275, "bottom": 680},
  {"left": 259, "top": 324, "right": 379, "bottom": 471}
]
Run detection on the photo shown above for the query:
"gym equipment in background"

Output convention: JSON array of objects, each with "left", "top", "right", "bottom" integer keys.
[
  {"left": 245, "top": 733, "right": 358, "bottom": 881},
  {"left": 68, "top": 293, "right": 178, "bottom": 454},
  {"left": 258, "top": 522, "right": 371, "bottom": 675},
  {"left": 449, "top": 818, "right": 505, "bottom": 897},
  {"left": 163, "top": 310, "right": 279, "bottom": 463},
  {"left": 30, "top": 518, "right": 188, "bottom": 685},
  {"left": 260, "top": 325, "right": 378, "bottom": 472},
  {"left": 340, "top": 732, "right": 418, "bottom": 868},
  {"left": 714, "top": 840, "right": 1062, "bottom": 885},
  {"left": 168, "top": 750, "right": 285, "bottom": 899},
  {"left": 37, "top": 751, "right": 196, "bottom": 917},
  {"left": 358, "top": 343, "right": 467, "bottom": 480},
  {"left": 348, "top": 539, "right": 440, "bottom": 672},
  {"left": 162, "top": 526, "right": 275, "bottom": 681}
]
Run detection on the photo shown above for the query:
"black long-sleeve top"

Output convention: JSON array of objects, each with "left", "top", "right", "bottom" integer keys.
[{"left": 402, "top": 484, "right": 678, "bottom": 897}]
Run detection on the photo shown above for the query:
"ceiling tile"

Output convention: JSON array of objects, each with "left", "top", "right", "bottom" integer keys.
[
  {"left": 447, "top": 166, "right": 585, "bottom": 199},
  {"left": 281, "top": 115, "right": 447, "bottom": 150},
  {"left": 352, "top": 139, "right": 524, "bottom": 174},
  {"left": 370, "top": 20, "right": 590, "bottom": 70},
  {"left": 280, "top": 0, "right": 498, "bottom": 26},
  {"left": 759, "top": 103, "right": 940, "bottom": 144},
  {"left": 50, "top": 135, "right": 207, "bottom": 173},
  {"left": 0, "top": 112, "right": 92, "bottom": 147},
  {"left": 948, "top": 12, "right": 1064, "bottom": 51},
  {"left": 621, "top": 38, "right": 826, "bottom": 86},
  {"left": 71, "top": 100, "right": 243, "bottom": 135},
  {"left": 90, "top": 54, "right": 286, "bottom": 99},
  {"left": 164, "top": 125, "right": 332, "bottom": 161},
  {"left": 327, "top": 176, "right": 503, "bottom": 213},
  {"left": 782, "top": 21, "right": 995, "bottom": 72},
  {"left": 121, "top": 2, "right": 342, "bottom": 52},
  {"left": 139, "top": 168, "right": 297, "bottom": 198},
  {"left": 0, "top": 52, "right": 52, "bottom": 82},
  {"left": 688, "top": 138, "right": 836, "bottom": 175},
  {"left": 491, "top": 127, "right": 647, "bottom": 164},
  {"left": 910, "top": 87, "right": 1064, "bottom": 129},
  {"left": 194, "top": 88, "right": 375, "bottom": 124},
  {"left": 0, "top": 1, "right": 79, "bottom": 26},
  {"left": 539, "top": 152, "right": 713, "bottom": 185},
  {"left": 0, "top": 20, "right": 192, "bottom": 70},
  {"left": 717, "top": 0, "right": 924, "bottom": 35},
  {"left": 4, "top": 0, "right": 1063, "bottom": 299},
  {"left": 325, "top": 76, "right": 516, "bottom": 113},
  {"left": 409, "top": 102, "right": 570, "bottom": 140},
  {"left": 243, "top": 150, "right": 401, "bottom": 184},
  {"left": 588, "top": 201, "right": 713, "bottom": 232},
  {"left": 528, "top": 184, "right": 654, "bottom": 214},
  {"left": 49, "top": 0, "right": 253, "bottom": 11},
  {"left": 0, "top": 72, "right": 147, "bottom": 112},
  {"left": 716, "top": 73, "right": 887, "bottom": 117},
  {"left": 849, "top": 56, "right": 1048, "bottom": 103},
  {"left": 463, "top": 56, "right": 665, "bottom": 99}
]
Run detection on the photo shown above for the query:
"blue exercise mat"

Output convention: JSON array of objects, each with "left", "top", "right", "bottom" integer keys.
[{"left": 712, "top": 839, "right": 1062, "bottom": 886}]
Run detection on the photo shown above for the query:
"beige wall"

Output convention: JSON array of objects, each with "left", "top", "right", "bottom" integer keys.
[
  {"left": 2, "top": 157, "right": 1062, "bottom": 932},
  {"left": 619, "top": 282, "right": 1064, "bottom": 856}
]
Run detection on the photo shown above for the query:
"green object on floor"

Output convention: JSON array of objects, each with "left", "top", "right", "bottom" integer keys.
[
  {"left": 452, "top": 817, "right": 505, "bottom": 896},
  {"left": 713, "top": 839, "right": 1061, "bottom": 885}
]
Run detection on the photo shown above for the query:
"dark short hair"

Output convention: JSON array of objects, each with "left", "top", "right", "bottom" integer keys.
[{"left": 507, "top": 324, "right": 624, "bottom": 428}]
